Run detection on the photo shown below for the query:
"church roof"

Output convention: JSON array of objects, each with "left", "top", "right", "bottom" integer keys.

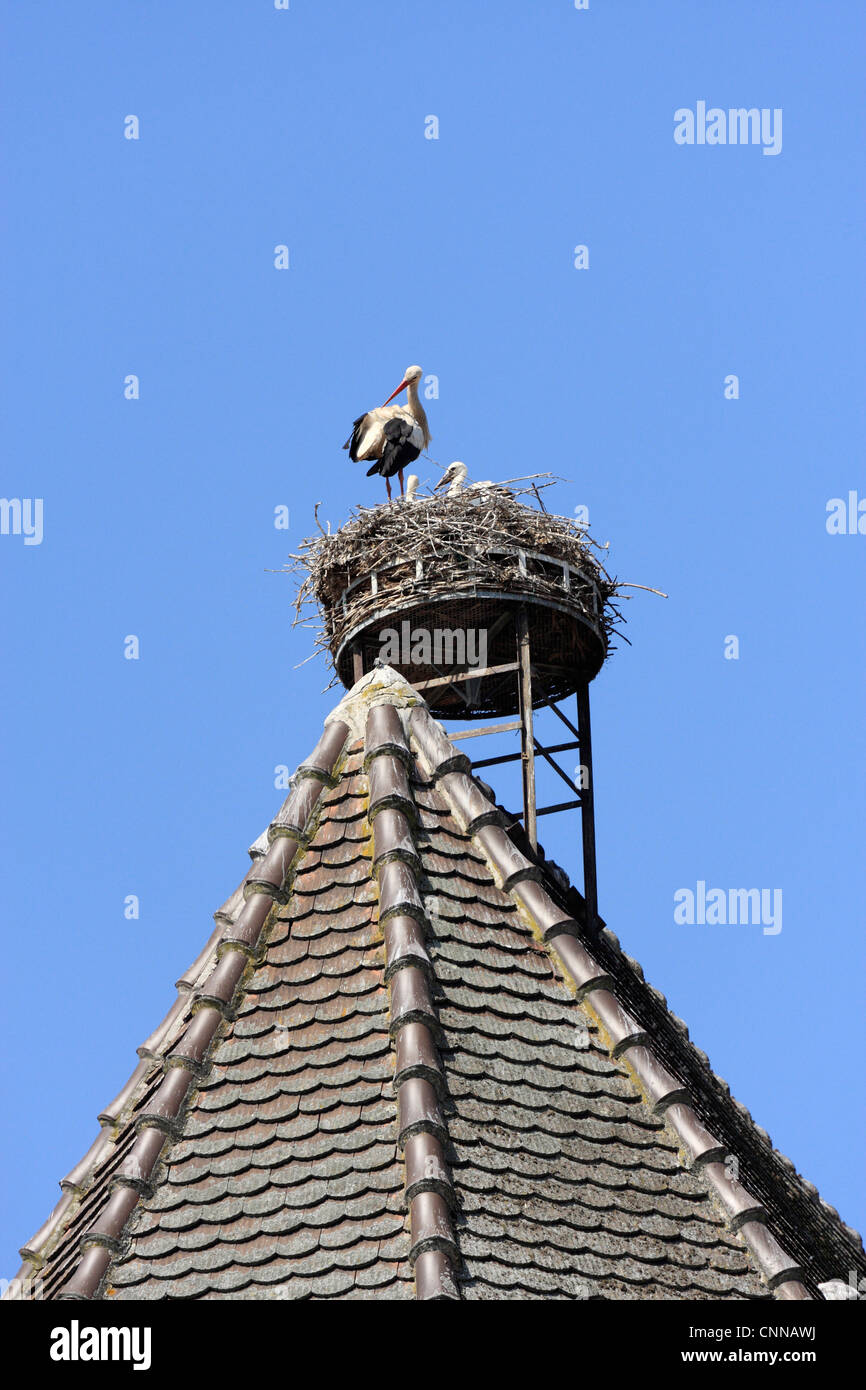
[{"left": 9, "top": 668, "right": 864, "bottom": 1301}]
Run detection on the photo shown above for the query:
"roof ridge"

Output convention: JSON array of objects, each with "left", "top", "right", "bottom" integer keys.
[
  {"left": 5, "top": 716, "right": 354, "bottom": 1302},
  {"left": 496, "top": 829, "right": 865, "bottom": 1264},
  {"left": 364, "top": 701, "right": 460, "bottom": 1299},
  {"left": 408, "top": 702, "right": 847, "bottom": 1300},
  {"left": 585, "top": 928, "right": 866, "bottom": 1267}
]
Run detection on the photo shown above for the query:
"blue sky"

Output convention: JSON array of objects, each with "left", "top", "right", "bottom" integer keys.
[{"left": 2, "top": 0, "right": 864, "bottom": 1276}]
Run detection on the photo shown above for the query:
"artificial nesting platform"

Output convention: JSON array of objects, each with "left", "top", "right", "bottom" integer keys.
[{"left": 288, "top": 481, "right": 622, "bottom": 720}]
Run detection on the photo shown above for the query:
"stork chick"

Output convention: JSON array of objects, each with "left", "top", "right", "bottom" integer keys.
[{"left": 434, "top": 461, "right": 498, "bottom": 499}]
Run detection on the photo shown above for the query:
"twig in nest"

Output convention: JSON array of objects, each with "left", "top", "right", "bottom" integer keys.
[
  {"left": 530, "top": 482, "right": 549, "bottom": 515},
  {"left": 617, "top": 582, "right": 669, "bottom": 598}
]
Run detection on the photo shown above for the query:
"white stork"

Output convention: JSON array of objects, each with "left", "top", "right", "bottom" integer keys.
[
  {"left": 433, "top": 461, "right": 500, "bottom": 499},
  {"left": 343, "top": 365, "right": 431, "bottom": 501},
  {"left": 404, "top": 474, "right": 420, "bottom": 502}
]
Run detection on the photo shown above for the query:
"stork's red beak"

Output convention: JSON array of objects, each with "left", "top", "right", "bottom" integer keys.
[{"left": 382, "top": 378, "right": 409, "bottom": 406}]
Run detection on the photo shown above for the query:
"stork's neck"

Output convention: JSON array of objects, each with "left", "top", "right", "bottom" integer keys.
[{"left": 406, "top": 380, "right": 430, "bottom": 444}]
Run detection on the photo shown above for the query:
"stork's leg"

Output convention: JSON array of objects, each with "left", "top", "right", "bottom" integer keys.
[
  {"left": 385, "top": 476, "right": 392, "bottom": 502},
  {"left": 398, "top": 469, "right": 405, "bottom": 496}
]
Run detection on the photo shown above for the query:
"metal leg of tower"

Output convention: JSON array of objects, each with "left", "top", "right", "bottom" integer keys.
[
  {"left": 576, "top": 681, "right": 598, "bottom": 936},
  {"left": 517, "top": 608, "right": 537, "bottom": 852}
]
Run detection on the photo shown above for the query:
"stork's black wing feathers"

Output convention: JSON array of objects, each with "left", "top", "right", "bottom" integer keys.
[
  {"left": 343, "top": 413, "right": 368, "bottom": 459},
  {"left": 373, "top": 417, "right": 421, "bottom": 479}
]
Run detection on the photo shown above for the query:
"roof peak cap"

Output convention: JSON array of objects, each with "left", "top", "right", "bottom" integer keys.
[{"left": 325, "top": 664, "right": 426, "bottom": 740}]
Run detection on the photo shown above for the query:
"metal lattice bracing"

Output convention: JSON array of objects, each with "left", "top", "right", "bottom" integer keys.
[{"left": 399, "top": 607, "right": 600, "bottom": 935}]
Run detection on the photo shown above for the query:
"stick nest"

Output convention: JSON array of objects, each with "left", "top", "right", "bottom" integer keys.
[{"left": 280, "top": 478, "right": 625, "bottom": 681}]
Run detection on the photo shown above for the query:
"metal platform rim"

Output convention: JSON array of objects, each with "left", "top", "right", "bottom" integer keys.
[{"left": 333, "top": 586, "right": 608, "bottom": 684}]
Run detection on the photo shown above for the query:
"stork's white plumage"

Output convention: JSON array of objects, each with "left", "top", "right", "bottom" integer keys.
[
  {"left": 433, "top": 461, "right": 499, "bottom": 498},
  {"left": 343, "top": 365, "right": 431, "bottom": 501},
  {"left": 404, "top": 474, "right": 420, "bottom": 502}
]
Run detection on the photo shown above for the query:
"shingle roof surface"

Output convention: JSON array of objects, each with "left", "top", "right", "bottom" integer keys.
[
  {"left": 10, "top": 668, "right": 864, "bottom": 1302},
  {"left": 412, "top": 779, "right": 761, "bottom": 1300},
  {"left": 110, "top": 750, "right": 412, "bottom": 1301}
]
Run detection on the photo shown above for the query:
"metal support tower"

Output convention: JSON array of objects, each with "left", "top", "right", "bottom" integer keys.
[{"left": 396, "top": 619, "right": 600, "bottom": 936}]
